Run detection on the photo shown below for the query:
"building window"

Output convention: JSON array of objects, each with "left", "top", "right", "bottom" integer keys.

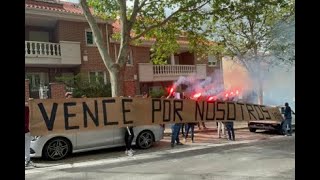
[
  {"left": 127, "top": 48, "right": 133, "bottom": 65},
  {"left": 89, "top": 71, "right": 107, "bottom": 84},
  {"left": 85, "top": 29, "right": 95, "bottom": 45},
  {"left": 208, "top": 55, "right": 218, "bottom": 67}
]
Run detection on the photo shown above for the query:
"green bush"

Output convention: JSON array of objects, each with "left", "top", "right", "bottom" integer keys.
[
  {"left": 149, "top": 88, "right": 165, "bottom": 98},
  {"left": 55, "top": 73, "right": 111, "bottom": 98}
]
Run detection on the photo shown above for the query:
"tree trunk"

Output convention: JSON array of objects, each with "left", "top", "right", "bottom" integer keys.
[
  {"left": 109, "top": 64, "right": 125, "bottom": 97},
  {"left": 80, "top": 0, "right": 132, "bottom": 97}
]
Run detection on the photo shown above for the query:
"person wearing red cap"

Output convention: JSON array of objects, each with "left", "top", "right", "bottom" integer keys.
[{"left": 65, "top": 92, "right": 73, "bottom": 99}]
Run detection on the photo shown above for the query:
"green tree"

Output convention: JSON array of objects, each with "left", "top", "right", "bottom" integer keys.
[
  {"left": 269, "top": 15, "right": 295, "bottom": 66},
  {"left": 79, "top": 0, "right": 212, "bottom": 97},
  {"left": 56, "top": 73, "right": 112, "bottom": 98},
  {"left": 208, "top": 0, "right": 295, "bottom": 104}
]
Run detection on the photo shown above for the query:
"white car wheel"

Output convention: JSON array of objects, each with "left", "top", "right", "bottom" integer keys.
[
  {"left": 43, "top": 137, "right": 71, "bottom": 161},
  {"left": 136, "top": 130, "right": 154, "bottom": 149}
]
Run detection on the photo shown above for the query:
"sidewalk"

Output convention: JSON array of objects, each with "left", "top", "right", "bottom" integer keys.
[{"left": 163, "top": 121, "right": 248, "bottom": 136}]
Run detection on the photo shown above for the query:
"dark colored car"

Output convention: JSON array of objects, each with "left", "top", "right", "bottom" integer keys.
[{"left": 248, "top": 106, "right": 295, "bottom": 134}]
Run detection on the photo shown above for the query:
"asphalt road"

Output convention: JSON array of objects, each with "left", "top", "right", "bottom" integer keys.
[{"left": 26, "top": 132, "right": 294, "bottom": 180}]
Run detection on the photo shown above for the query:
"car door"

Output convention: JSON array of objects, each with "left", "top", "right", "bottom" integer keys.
[
  {"left": 75, "top": 128, "right": 114, "bottom": 150},
  {"left": 113, "top": 127, "right": 126, "bottom": 145}
]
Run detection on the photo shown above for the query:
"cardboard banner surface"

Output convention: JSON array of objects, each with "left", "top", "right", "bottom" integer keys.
[{"left": 29, "top": 97, "right": 283, "bottom": 135}]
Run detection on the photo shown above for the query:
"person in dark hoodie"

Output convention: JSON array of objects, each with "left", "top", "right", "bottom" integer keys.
[{"left": 282, "top": 102, "right": 293, "bottom": 136}]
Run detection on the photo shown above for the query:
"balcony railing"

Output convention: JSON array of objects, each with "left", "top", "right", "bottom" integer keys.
[
  {"left": 25, "top": 41, "right": 61, "bottom": 57},
  {"left": 139, "top": 63, "right": 207, "bottom": 82},
  {"left": 25, "top": 41, "right": 81, "bottom": 66},
  {"left": 153, "top": 65, "right": 196, "bottom": 75}
]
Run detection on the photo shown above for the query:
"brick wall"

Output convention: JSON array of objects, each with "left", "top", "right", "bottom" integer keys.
[
  {"left": 49, "top": 83, "right": 66, "bottom": 99},
  {"left": 179, "top": 52, "right": 194, "bottom": 65},
  {"left": 27, "top": 19, "right": 218, "bottom": 98},
  {"left": 126, "top": 46, "right": 150, "bottom": 81},
  {"left": 56, "top": 20, "right": 108, "bottom": 73},
  {"left": 124, "top": 80, "right": 136, "bottom": 97},
  {"left": 25, "top": 26, "right": 54, "bottom": 42},
  {"left": 25, "top": 79, "right": 30, "bottom": 101}
]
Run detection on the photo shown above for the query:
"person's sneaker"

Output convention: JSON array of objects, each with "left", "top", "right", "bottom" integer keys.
[
  {"left": 129, "top": 149, "right": 135, "bottom": 153},
  {"left": 176, "top": 142, "right": 184, "bottom": 145},
  {"left": 25, "top": 160, "right": 34, "bottom": 167},
  {"left": 125, "top": 149, "right": 130, "bottom": 154},
  {"left": 171, "top": 143, "right": 174, "bottom": 148},
  {"left": 127, "top": 151, "right": 134, "bottom": 156}
]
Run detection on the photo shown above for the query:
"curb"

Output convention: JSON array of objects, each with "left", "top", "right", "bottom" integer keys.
[
  {"left": 26, "top": 135, "right": 284, "bottom": 175},
  {"left": 163, "top": 125, "right": 295, "bottom": 136},
  {"left": 163, "top": 127, "right": 248, "bottom": 136}
]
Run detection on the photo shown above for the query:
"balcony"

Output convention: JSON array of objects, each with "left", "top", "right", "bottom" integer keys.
[
  {"left": 25, "top": 41, "right": 81, "bottom": 67},
  {"left": 138, "top": 63, "right": 207, "bottom": 82}
]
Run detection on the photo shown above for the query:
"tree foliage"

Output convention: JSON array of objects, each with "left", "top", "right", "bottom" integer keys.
[
  {"left": 56, "top": 73, "right": 111, "bottom": 98},
  {"left": 205, "top": 0, "right": 294, "bottom": 104},
  {"left": 208, "top": 0, "right": 294, "bottom": 70},
  {"left": 79, "top": 0, "right": 294, "bottom": 99},
  {"left": 80, "top": 0, "right": 212, "bottom": 96},
  {"left": 269, "top": 14, "right": 295, "bottom": 66}
]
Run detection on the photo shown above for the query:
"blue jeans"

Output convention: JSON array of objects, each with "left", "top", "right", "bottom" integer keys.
[
  {"left": 225, "top": 122, "right": 235, "bottom": 140},
  {"left": 184, "top": 123, "right": 195, "bottom": 141},
  {"left": 171, "top": 123, "right": 181, "bottom": 144},
  {"left": 282, "top": 118, "right": 292, "bottom": 135}
]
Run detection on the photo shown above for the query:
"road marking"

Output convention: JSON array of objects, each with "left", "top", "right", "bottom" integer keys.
[
  {"left": 26, "top": 134, "right": 294, "bottom": 175},
  {"left": 26, "top": 139, "right": 264, "bottom": 175}
]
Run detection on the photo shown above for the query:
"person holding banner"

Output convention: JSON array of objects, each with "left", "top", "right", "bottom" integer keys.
[
  {"left": 217, "top": 121, "right": 227, "bottom": 139},
  {"left": 142, "top": 91, "right": 149, "bottom": 98},
  {"left": 225, "top": 121, "right": 235, "bottom": 141},
  {"left": 169, "top": 92, "right": 184, "bottom": 147},
  {"left": 282, "top": 102, "right": 293, "bottom": 136},
  {"left": 65, "top": 92, "right": 73, "bottom": 99},
  {"left": 25, "top": 101, "right": 34, "bottom": 167},
  {"left": 184, "top": 123, "right": 196, "bottom": 143},
  {"left": 124, "top": 126, "right": 135, "bottom": 156}
]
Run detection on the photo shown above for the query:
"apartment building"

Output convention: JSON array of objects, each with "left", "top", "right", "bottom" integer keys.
[{"left": 25, "top": 0, "right": 222, "bottom": 99}]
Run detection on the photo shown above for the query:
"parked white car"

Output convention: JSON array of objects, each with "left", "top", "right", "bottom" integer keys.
[{"left": 30, "top": 125, "right": 164, "bottom": 160}]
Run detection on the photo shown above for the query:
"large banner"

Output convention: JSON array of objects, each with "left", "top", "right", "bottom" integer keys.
[{"left": 29, "top": 97, "right": 283, "bottom": 135}]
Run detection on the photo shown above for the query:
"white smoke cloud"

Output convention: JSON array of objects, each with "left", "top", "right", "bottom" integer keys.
[
  {"left": 173, "top": 68, "right": 237, "bottom": 99},
  {"left": 261, "top": 66, "right": 295, "bottom": 110},
  {"left": 171, "top": 57, "right": 294, "bottom": 108}
]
